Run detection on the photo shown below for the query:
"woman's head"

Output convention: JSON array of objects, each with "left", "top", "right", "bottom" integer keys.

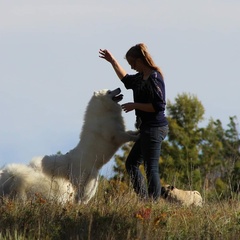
[{"left": 125, "top": 43, "right": 163, "bottom": 76}]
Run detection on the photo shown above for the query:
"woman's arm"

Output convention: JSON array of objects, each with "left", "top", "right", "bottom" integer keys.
[
  {"left": 99, "top": 49, "right": 127, "bottom": 80},
  {"left": 121, "top": 102, "right": 155, "bottom": 113}
]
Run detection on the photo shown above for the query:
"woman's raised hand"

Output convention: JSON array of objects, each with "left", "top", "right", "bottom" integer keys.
[{"left": 99, "top": 49, "right": 115, "bottom": 63}]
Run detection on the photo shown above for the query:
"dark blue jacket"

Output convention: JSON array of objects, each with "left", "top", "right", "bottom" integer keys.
[{"left": 121, "top": 71, "right": 168, "bottom": 129}]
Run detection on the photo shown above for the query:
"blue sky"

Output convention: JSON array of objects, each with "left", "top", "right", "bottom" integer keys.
[{"left": 1, "top": 0, "right": 239, "bottom": 177}]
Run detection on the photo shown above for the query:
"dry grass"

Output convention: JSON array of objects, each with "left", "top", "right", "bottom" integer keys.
[{"left": 0, "top": 179, "right": 240, "bottom": 240}]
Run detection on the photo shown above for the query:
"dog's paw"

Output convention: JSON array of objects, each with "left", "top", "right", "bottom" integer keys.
[
  {"left": 127, "top": 130, "right": 139, "bottom": 135},
  {"left": 127, "top": 130, "right": 140, "bottom": 142}
]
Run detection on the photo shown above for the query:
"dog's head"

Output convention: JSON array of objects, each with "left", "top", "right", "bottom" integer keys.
[
  {"left": 94, "top": 88, "right": 123, "bottom": 103},
  {"left": 161, "top": 185, "right": 175, "bottom": 199},
  {"left": 90, "top": 88, "right": 124, "bottom": 113}
]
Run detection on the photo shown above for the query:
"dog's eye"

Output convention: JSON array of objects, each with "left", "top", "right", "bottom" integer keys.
[{"left": 107, "top": 90, "right": 111, "bottom": 95}]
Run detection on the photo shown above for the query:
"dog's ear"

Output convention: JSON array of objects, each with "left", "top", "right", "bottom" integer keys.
[
  {"left": 166, "top": 185, "right": 174, "bottom": 190},
  {"left": 161, "top": 186, "right": 168, "bottom": 199},
  {"left": 165, "top": 185, "right": 171, "bottom": 190}
]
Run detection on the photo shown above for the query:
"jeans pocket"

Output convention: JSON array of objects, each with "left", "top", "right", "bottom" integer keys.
[
  {"left": 141, "top": 125, "right": 168, "bottom": 142},
  {"left": 159, "top": 125, "right": 169, "bottom": 140}
]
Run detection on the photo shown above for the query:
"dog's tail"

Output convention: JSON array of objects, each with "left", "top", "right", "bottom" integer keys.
[{"left": 0, "top": 164, "right": 30, "bottom": 199}]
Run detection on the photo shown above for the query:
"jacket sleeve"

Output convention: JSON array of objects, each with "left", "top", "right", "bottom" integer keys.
[
  {"left": 150, "top": 72, "right": 166, "bottom": 112},
  {"left": 121, "top": 73, "right": 141, "bottom": 89}
]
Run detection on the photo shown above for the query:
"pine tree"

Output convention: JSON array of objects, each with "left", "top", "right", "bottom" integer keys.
[
  {"left": 199, "top": 118, "right": 224, "bottom": 191},
  {"left": 221, "top": 116, "right": 240, "bottom": 194},
  {"left": 161, "top": 93, "right": 205, "bottom": 190}
]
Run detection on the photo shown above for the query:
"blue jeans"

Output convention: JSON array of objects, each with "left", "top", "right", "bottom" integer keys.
[{"left": 125, "top": 125, "right": 168, "bottom": 200}]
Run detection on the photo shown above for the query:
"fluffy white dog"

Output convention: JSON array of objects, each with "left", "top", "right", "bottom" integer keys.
[
  {"left": 161, "top": 185, "right": 203, "bottom": 207},
  {"left": 0, "top": 163, "right": 74, "bottom": 204},
  {"left": 30, "top": 88, "right": 138, "bottom": 204}
]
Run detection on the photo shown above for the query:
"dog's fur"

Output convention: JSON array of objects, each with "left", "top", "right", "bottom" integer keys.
[
  {"left": 30, "top": 88, "right": 138, "bottom": 204},
  {"left": 0, "top": 163, "right": 74, "bottom": 203},
  {"left": 161, "top": 185, "right": 203, "bottom": 207}
]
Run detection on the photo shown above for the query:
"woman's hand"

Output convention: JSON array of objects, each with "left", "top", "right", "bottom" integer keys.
[
  {"left": 99, "top": 48, "right": 127, "bottom": 80},
  {"left": 99, "top": 49, "right": 115, "bottom": 64},
  {"left": 121, "top": 102, "right": 136, "bottom": 113}
]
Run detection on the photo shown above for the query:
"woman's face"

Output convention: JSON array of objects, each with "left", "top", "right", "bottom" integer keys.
[{"left": 127, "top": 57, "right": 141, "bottom": 72}]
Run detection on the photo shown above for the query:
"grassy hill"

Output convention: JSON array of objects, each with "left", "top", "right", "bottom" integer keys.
[{"left": 0, "top": 179, "right": 239, "bottom": 240}]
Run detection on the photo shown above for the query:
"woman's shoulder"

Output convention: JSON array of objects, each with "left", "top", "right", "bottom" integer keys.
[{"left": 150, "top": 70, "right": 163, "bottom": 81}]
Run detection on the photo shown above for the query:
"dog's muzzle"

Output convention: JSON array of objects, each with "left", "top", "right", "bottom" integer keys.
[{"left": 111, "top": 88, "right": 123, "bottom": 102}]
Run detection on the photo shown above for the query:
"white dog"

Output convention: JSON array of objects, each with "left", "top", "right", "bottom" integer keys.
[
  {"left": 161, "top": 185, "right": 203, "bottom": 207},
  {"left": 30, "top": 88, "right": 138, "bottom": 204},
  {"left": 0, "top": 163, "right": 74, "bottom": 204}
]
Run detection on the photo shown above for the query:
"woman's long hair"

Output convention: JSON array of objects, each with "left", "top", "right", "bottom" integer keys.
[{"left": 125, "top": 43, "right": 164, "bottom": 78}]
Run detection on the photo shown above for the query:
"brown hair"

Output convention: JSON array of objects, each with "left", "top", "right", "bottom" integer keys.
[{"left": 125, "top": 43, "right": 164, "bottom": 78}]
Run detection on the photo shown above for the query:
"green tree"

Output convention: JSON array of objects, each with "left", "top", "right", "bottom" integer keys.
[
  {"left": 199, "top": 118, "right": 224, "bottom": 191},
  {"left": 220, "top": 116, "right": 240, "bottom": 194},
  {"left": 161, "top": 93, "right": 205, "bottom": 190},
  {"left": 199, "top": 116, "right": 240, "bottom": 197}
]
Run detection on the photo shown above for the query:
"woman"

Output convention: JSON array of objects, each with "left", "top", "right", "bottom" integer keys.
[{"left": 99, "top": 43, "right": 168, "bottom": 201}]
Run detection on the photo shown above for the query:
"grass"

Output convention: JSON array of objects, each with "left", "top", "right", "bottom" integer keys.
[{"left": 0, "top": 179, "right": 240, "bottom": 240}]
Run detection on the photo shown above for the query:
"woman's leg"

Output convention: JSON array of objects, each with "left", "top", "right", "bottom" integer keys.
[
  {"left": 125, "top": 139, "right": 148, "bottom": 199},
  {"left": 142, "top": 125, "right": 168, "bottom": 200}
]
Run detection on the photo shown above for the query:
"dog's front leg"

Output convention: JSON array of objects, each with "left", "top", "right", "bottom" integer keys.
[
  {"left": 126, "top": 130, "right": 140, "bottom": 142},
  {"left": 114, "top": 130, "right": 140, "bottom": 144}
]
